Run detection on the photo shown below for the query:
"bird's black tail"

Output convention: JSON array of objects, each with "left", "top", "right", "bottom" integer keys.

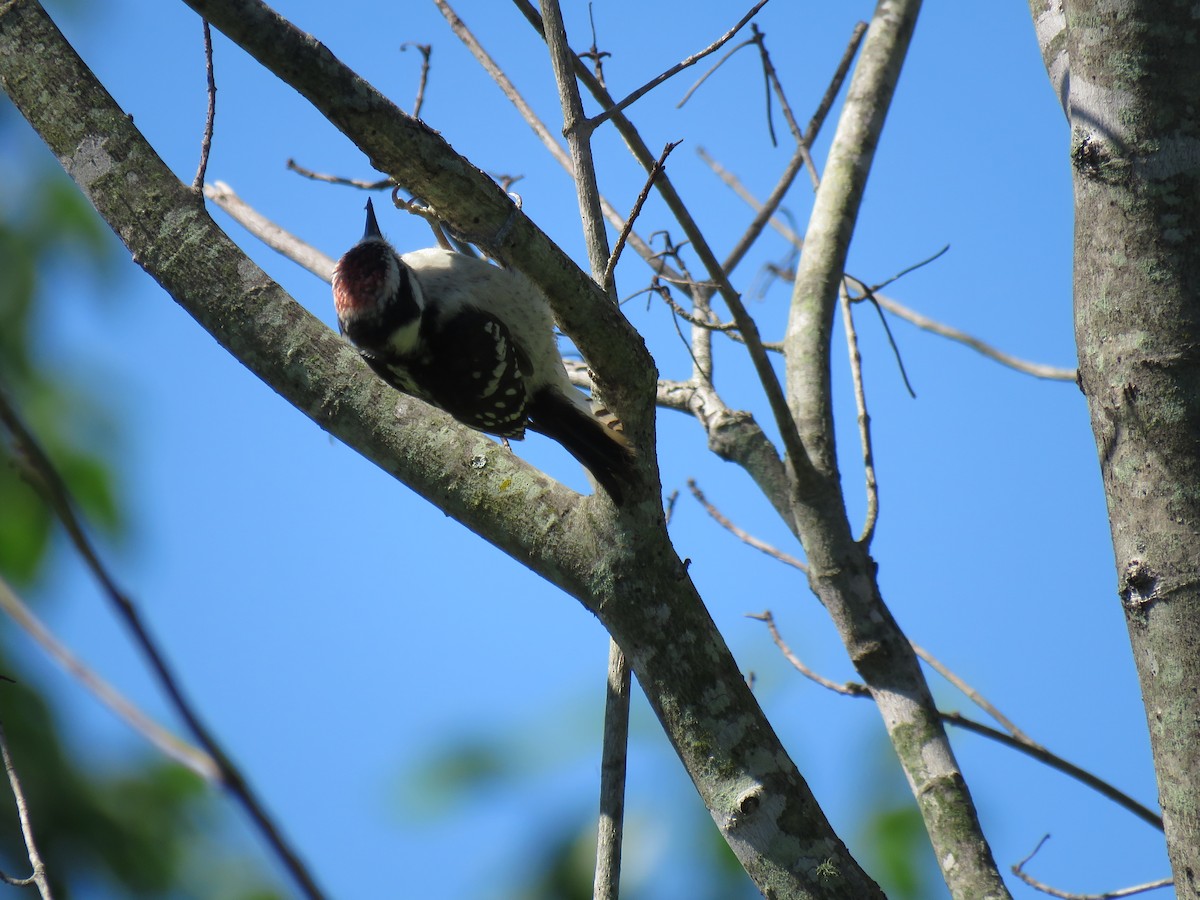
[{"left": 527, "top": 390, "right": 636, "bottom": 504}]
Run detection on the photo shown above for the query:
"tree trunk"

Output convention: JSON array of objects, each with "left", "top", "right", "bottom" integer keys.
[{"left": 1033, "top": 1, "right": 1200, "bottom": 891}]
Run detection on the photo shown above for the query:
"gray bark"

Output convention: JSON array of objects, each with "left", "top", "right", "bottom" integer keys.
[{"left": 1030, "top": 1, "right": 1200, "bottom": 893}]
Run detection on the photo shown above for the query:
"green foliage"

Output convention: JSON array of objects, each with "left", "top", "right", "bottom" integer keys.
[
  {"left": 401, "top": 735, "right": 518, "bottom": 815},
  {"left": 860, "top": 805, "right": 931, "bottom": 899},
  {"left": 0, "top": 135, "right": 124, "bottom": 584}
]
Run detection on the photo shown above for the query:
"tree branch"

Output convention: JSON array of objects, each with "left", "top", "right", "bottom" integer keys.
[
  {"left": 780, "top": 2, "right": 1010, "bottom": 895},
  {"left": 0, "top": 716, "right": 53, "bottom": 899},
  {"left": 0, "top": 573, "right": 218, "bottom": 781}
]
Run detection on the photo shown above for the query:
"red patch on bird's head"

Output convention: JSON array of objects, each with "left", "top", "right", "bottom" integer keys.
[{"left": 332, "top": 239, "right": 398, "bottom": 322}]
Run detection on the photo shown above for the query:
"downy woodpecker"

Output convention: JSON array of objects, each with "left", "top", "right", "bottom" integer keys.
[{"left": 332, "top": 199, "right": 634, "bottom": 502}]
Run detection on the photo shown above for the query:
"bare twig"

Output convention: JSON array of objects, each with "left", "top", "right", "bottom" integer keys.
[
  {"left": 579, "top": 3, "right": 610, "bottom": 86},
  {"left": 702, "top": 21, "right": 867, "bottom": 261},
  {"left": 594, "top": 639, "right": 630, "bottom": 900},
  {"left": 0, "top": 574, "right": 219, "bottom": 781},
  {"left": 748, "top": 611, "right": 865, "bottom": 695},
  {"left": 400, "top": 42, "right": 432, "bottom": 118},
  {"left": 856, "top": 286, "right": 919, "bottom": 398},
  {"left": 0, "top": 388, "right": 327, "bottom": 900},
  {"left": 753, "top": 611, "right": 1164, "bottom": 832},
  {"left": 702, "top": 147, "right": 1076, "bottom": 382},
  {"left": 806, "top": 22, "right": 868, "bottom": 146},
  {"left": 700, "top": 144, "right": 807, "bottom": 252},
  {"left": 205, "top": 181, "right": 336, "bottom": 280},
  {"left": 724, "top": 147, "right": 808, "bottom": 279},
  {"left": 754, "top": 26, "right": 779, "bottom": 146},
  {"left": 850, "top": 279, "right": 1078, "bottom": 382},
  {"left": 1012, "top": 836, "right": 1171, "bottom": 899},
  {"left": 285, "top": 158, "right": 390, "bottom": 191},
  {"left": 590, "top": 0, "right": 771, "bottom": 129},
  {"left": 838, "top": 284, "right": 879, "bottom": 545},
  {"left": 910, "top": 642, "right": 1030, "bottom": 743},
  {"left": 0, "top": 717, "right": 53, "bottom": 899},
  {"left": 604, "top": 141, "right": 679, "bottom": 294},
  {"left": 944, "top": 714, "right": 1162, "bottom": 831},
  {"left": 749, "top": 23, "right": 797, "bottom": 146},
  {"left": 652, "top": 282, "right": 740, "bottom": 333},
  {"left": 689, "top": 481, "right": 806, "bottom": 571},
  {"left": 192, "top": 20, "right": 216, "bottom": 192},
  {"left": 676, "top": 35, "right": 758, "bottom": 111}
]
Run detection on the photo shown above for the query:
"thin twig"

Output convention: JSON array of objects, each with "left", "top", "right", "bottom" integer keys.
[
  {"left": 751, "top": 24, "right": 803, "bottom": 147},
  {"left": 285, "top": 158, "right": 390, "bottom": 191},
  {"left": 580, "top": 3, "right": 610, "bottom": 86},
  {"left": 698, "top": 146, "right": 804, "bottom": 249},
  {"left": 846, "top": 246, "right": 938, "bottom": 399},
  {"left": 689, "top": 480, "right": 807, "bottom": 571},
  {"left": 1011, "top": 835, "right": 1171, "bottom": 899},
  {"left": 594, "top": 639, "right": 630, "bottom": 900},
  {"left": 721, "top": 146, "right": 806, "bottom": 276},
  {"left": 870, "top": 243, "right": 950, "bottom": 291},
  {"left": 854, "top": 281, "right": 1078, "bottom": 382},
  {"left": 0, "top": 717, "right": 53, "bottom": 899},
  {"left": 0, "top": 388, "right": 327, "bottom": 900},
  {"left": 651, "top": 282, "right": 740, "bottom": 333},
  {"left": 910, "top": 642, "right": 1030, "bottom": 743},
  {"left": 400, "top": 42, "right": 432, "bottom": 118},
  {"left": 858, "top": 287, "right": 919, "bottom": 398},
  {"left": 748, "top": 611, "right": 865, "bottom": 695},
  {"left": 806, "top": 22, "right": 868, "bottom": 147},
  {"left": 753, "top": 611, "right": 1164, "bottom": 832},
  {"left": 701, "top": 20, "right": 866, "bottom": 259},
  {"left": 589, "top": 0, "right": 771, "bottom": 129},
  {"left": 838, "top": 284, "right": 879, "bottom": 545},
  {"left": 701, "top": 147, "right": 1077, "bottom": 382},
  {"left": 0, "top": 574, "right": 219, "bottom": 780},
  {"left": 676, "top": 36, "right": 758, "bottom": 111},
  {"left": 192, "top": 20, "right": 217, "bottom": 192},
  {"left": 943, "top": 714, "right": 1162, "bottom": 830},
  {"left": 204, "top": 181, "right": 336, "bottom": 280},
  {"left": 604, "top": 141, "right": 679, "bottom": 294}
]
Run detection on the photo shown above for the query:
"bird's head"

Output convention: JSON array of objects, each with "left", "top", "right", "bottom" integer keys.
[{"left": 332, "top": 198, "right": 409, "bottom": 328}]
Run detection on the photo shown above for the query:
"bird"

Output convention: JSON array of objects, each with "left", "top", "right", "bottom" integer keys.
[{"left": 332, "top": 198, "right": 634, "bottom": 503}]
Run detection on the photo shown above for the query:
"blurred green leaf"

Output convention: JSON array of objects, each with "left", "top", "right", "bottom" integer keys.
[
  {"left": 398, "top": 735, "right": 519, "bottom": 816},
  {"left": 0, "top": 466, "right": 52, "bottom": 581},
  {"left": 861, "top": 804, "right": 931, "bottom": 899}
]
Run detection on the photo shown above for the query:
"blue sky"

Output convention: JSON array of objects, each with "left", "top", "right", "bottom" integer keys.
[{"left": 8, "top": 1, "right": 1173, "bottom": 897}]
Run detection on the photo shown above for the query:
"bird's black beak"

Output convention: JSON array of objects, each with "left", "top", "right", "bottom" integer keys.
[{"left": 363, "top": 197, "right": 382, "bottom": 241}]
